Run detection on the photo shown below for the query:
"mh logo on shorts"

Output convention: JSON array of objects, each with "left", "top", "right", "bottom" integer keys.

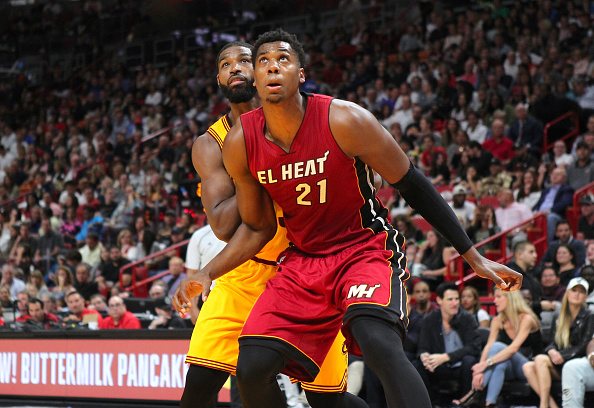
[{"left": 347, "top": 284, "right": 381, "bottom": 299}]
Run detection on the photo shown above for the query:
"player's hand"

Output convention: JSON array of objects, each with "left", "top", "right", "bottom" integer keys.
[
  {"left": 172, "top": 270, "right": 212, "bottom": 316},
  {"left": 463, "top": 247, "right": 522, "bottom": 292}
]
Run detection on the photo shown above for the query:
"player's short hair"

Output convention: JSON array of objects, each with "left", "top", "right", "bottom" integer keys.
[
  {"left": 216, "top": 41, "right": 255, "bottom": 66},
  {"left": 253, "top": 28, "right": 306, "bottom": 68}
]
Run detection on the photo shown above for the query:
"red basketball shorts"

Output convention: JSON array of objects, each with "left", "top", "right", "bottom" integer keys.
[{"left": 239, "top": 229, "right": 409, "bottom": 382}]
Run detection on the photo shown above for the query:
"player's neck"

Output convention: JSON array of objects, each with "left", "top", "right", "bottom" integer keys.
[
  {"left": 228, "top": 97, "right": 261, "bottom": 126},
  {"left": 262, "top": 93, "right": 306, "bottom": 151}
]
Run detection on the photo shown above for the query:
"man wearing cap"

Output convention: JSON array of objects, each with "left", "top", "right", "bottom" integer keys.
[
  {"left": 148, "top": 296, "right": 186, "bottom": 329},
  {"left": 449, "top": 185, "right": 475, "bottom": 229},
  {"left": 99, "top": 295, "right": 141, "bottom": 329},
  {"left": 577, "top": 194, "right": 594, "bottom": 241},
  {"left": 567, "top": 142, "right": 594, "bottom": 192}
]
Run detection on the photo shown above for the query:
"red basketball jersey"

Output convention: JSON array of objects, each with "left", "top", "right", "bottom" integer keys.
[{"left": 241, "top": 93, "right": 393, "bottom": 255}]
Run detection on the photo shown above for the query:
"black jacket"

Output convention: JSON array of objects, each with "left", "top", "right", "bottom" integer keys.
[
  {"left": 417, "top": 309, "right": 482, "bottom": 364},
  {"left": 546, "top": 307, "right": 594, "bottom": 361}
]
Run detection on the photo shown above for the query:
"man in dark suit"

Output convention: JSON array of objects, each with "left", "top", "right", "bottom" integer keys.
[
  {"left": 507, "top": 103, "right": 543, "bottom": 161},
  {"left": 532, "top": 167, "right": 575, "bottom": 243}
]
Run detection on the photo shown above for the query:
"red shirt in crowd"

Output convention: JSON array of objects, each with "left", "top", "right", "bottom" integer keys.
[
  {"left": 99, "top": 311, "right": 141, "bottom": 329},
  {"left": 482, "top": 137, "right": 515, "bottom": 162}
]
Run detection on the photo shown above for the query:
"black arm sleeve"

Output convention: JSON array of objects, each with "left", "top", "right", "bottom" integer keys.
[{"left": 391, "top": 161, "right": 473, "bottom": 255}]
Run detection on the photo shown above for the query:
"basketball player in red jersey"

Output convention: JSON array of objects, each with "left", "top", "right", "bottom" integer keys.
[
  {"left": 179, "top": 41, "right": 367, "bottom": 408},
  {"left": 175, "top": 29, "right": 522, "bottom": 408}
]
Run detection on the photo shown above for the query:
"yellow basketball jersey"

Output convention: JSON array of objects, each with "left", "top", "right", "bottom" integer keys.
[{"left": 206, "top": 115, "right": 290, "bottom": 263}]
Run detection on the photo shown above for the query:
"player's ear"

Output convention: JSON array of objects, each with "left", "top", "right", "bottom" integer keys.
[
  {"left": 299, "top": 68, "right": 305, "bottom": 84},
  {"left": 216, "top": 74, "right": 221, "bottom": 87}
]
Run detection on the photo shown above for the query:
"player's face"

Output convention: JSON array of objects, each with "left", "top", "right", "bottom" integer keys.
[
  {"left": 217, "top": 46, "right": 256, "bottom": 104},
  {"left": 254, "top": 41, "right": 305, "bottom": 104}
]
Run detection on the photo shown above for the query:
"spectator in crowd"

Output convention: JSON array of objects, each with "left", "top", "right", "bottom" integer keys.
[
  {"left": 79, "top": 232, "right": 103, "bottom": 268},
  {"left": 161, "top": 256, "right": 186, "bottom": 297},
  {"left": 507, "top": 241, "right": 542, "bottom": 309},
  {"left": 552, "top": 140, "right": 575, "bottom": 168},
  {"left": 64, "top": 249, "right": 83, "bottom": 275},
  {"left": 41, "top": 293, "right": 59, "bottom": 316},
  {"left": 561, "top": 336, "right": 594, "bottom": 408},
  {"left": 513, "top": 168, "right": 542, "bottom": 212},
  {"left": 468, "top": 142, "right": 494, "bottom": 178},
  {"left": 460, "top": 286, "right": 491, "bottom": 328},
  {"left": 98, "top": 295, "right": 141, "bottom": 329},
  {"left": 62, "top": 291, "right": 102, "bottom": 324},
  {"left": 457, "top": 289, "right": 542, "bottom": 408},
  {"left": 482, "top": 119, "right": 514, "bottom": 166},
  {"left": 22, "top": 297, "right": 59, "bottom": 329},
  {"left": 411, "top": 280, "right": 439, "bottom": 316},
  {"left": 541, "top": 266, "right": 567, "bottom": 304},
  {"left": 75, "top": 205, "right": 104, "bottom": 244},
  {"left": 50, "top": 266, "right": 75, "bottom": 306},
  {"left": 148, "top": 282, "right": 168, "bottom": 299},
  {"left": 449, "top": 185, "right": 476, "bottom": 229},
  {"left": 495, "top": 189, "right": 533, "bottom": 247},
  {"left": 466, "top": 205, "right": 499, "bottom": 252},
  {"left": 392, "top": 214, "right": 424, "bottom": 244},
  {"left": 110, "top": 185, "right": 143, "bottom": 232},
  {"left": 0, "top": 285, "right": 12, "bottom": 308},
  {"left": 416, "top": 229, "right": 449, "bottom": 290},
  {"left": 541, "top": 220, "right": 586, "bottom": 268},
  {"left": 567, "top": 143, "right": 594, "bottom": 192},
  {"left": 462, "top": 110, "right": 488, "bottom": 144},
  {"left": 552, "top": 244, "right": 579, "bottom": 288},
  {"left": 420, "top": 134, "right": 447, "bottom": 174},
  {"left": 533, "top": 168, "right": 575, "bottom": 243},
  {"left": 89, "top": 293, "right": 109, "bottom": 318},
  {"left": 96, "top": 246, "right": 131, "bottom": 288},
  {"left": 34, "top": 218, "right": 64, "bottom": 273},
  {"left": 117, "top": 229, "right": 138, "bottom": 261},
  {"left": 523, "top": 278, "right": 594, "bottom": 408},
  {"left": 577, "top": 194, "right": 594, "bottom": 241},
  {"left": 28, "top": 269, "right": 49, "bottom": 298},
  {"left": 1, "top": 264, "right": 25, "bottom": 298},
  {"left": 148, "top": 296, "right": 186, "bottom": 329},
  {"left": 478, "top": 158, "right": 512, "bottom": 198},
  {"left": 15, "top": 291, "right": 30, "bottom": 321},
  {"left": 415, "top": 282, "right": 481, "bottom": 404},
  {"left": 572, "top": 77, "right": 594, "bottom": 110},
  {"left": 74, "top": 264, "right": 100, "bottom": 301},
  {"left": 506, "top": 103, "right": 543, "bottom": 160}
]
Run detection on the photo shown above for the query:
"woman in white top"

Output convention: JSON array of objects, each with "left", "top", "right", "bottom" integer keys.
[{"left": 513, "top": 168, "right": 542, "bottom": 211}]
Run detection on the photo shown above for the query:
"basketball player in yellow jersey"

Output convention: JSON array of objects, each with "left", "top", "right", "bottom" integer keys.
[{"left": 176, "top": 42, "right": 368, "bottom": 408}]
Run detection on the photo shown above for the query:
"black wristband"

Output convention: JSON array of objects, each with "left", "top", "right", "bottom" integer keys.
[{"left": 391, "top": 161, "right": 473, "bottom": 255}]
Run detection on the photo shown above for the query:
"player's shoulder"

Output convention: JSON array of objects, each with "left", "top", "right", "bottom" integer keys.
[
  {"left": 193, "top": 131, "right": 222, "bottom": 155},
  {"left": 223, "top": 120, "right": 245, "bottom": 148},
  {"left": 329, "top": 98, "right": 377, "bottom": 127}
]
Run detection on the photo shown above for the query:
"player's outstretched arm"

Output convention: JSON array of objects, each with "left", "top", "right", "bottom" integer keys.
[
  {"left": 174, "top": 125, "right": 277, "bottom": 313},
  {"left": 328, "top": 100, "right": 522, "bottom": 292},
  {"left": 192, "top": 134, "right": 241, "bottom": 242}
]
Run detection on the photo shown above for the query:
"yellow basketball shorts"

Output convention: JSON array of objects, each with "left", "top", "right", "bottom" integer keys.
[{"left": 185, "top": 259, "right": 347, "bottom": 391}]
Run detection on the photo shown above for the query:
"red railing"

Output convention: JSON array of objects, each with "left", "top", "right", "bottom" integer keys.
[
  {"left": 119, "top": 238, "right": 190, "bottom": 297},
  {"left": 140, "top": 117, "right": 193, "bottom": 147},
  {"left": 0, "top": 191, "right": 33, "bottom": 211},
  {"left": 445, "top": 212, "right": 548, "bottom": 292},
  {"left": 542, "top": 111, "right": 580, "bottom": 153}
]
